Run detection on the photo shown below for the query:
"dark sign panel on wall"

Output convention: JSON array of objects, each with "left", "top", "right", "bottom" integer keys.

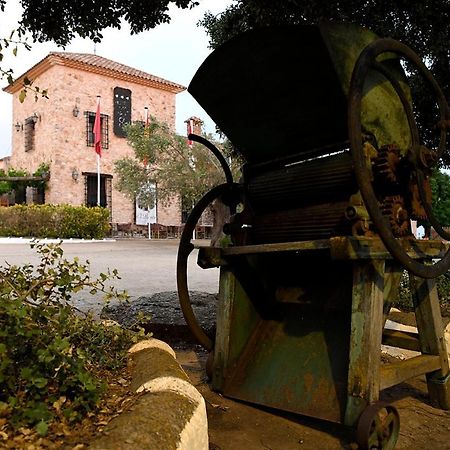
[{"left": 113, "top": 87, "right": 132, "bottom": 137}]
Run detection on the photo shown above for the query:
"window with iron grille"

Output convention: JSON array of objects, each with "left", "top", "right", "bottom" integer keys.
[
  {"left": 24, "top": 116, "right": 36, "bottom": 152},
  {"left": 85, "top": 112, "right": 109, "bottom": 149}
]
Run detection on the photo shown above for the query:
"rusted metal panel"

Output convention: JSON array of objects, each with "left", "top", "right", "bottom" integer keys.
[
  {"left": 212, "top": 256, "right": 353, "bottom": 423},
  {"left": 223, "top": 316, "right": 350, "bottom": 423}
]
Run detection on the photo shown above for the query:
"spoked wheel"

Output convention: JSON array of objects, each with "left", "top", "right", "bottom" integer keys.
[
  {"left": 348, "top": 38, "right": 450, "bottom": 279},
  {"left": 356, "top": 402, "right": 400, "bottom": 450},
  {"left": 176, "top": 182, "right": 238, "bottom": 351}
]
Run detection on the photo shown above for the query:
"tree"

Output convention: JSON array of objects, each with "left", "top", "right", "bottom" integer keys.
[
  {"left": 200, "top": 0, "right": 450, "bottom": 162},
  {"left": 114, "top": 119, "right": 240, "bottom": 242},
  {"left": 429, "top": 170, "right": 450, "bottom": 227},
  {"left": 416, "top": 169, "right": 450, "bottom": 238},
  {"left": 2, "top": 0, "right": 199, "bottom": 46},
  {"left": 0, "top": 27, "right": 48, "bottom": 101}
]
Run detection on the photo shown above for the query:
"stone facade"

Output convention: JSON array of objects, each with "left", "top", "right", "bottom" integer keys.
[
  {"left": 0, "top": 156, "right": 11, "bottom": 172},
  {"left": 4, "top": 52, "right": 186, "bottom": 226}
]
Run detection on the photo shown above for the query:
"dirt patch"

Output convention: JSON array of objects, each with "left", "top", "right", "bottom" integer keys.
[
  {"left": 176, "top": 348, "right": 450, "bottom": 450},
  {"left": 101, "top": 291, "right": 217, "bottom": 345}
]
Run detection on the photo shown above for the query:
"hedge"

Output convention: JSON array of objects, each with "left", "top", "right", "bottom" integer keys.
[{"left": 0, "top": 204, "right": 110, "bottom": 239}]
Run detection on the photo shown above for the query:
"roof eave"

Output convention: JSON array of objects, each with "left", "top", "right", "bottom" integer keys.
[
  {"left": 3, "top": 54, "right": 56, "bottom": 94},
  {"left": 3, "top": 54, "right": 186, "bottom": 95}
]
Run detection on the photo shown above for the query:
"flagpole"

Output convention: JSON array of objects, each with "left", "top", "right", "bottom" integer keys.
[
  {"left": 144, "top": 106, "right": 152, "bottom": 240},
  {"left": 97, "top": 153, "right": 101, "bottom": 206},
  {"left": 96, "top": 96, "right": 101, "bottom": 206}
]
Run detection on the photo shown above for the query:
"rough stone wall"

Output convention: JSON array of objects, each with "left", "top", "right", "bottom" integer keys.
[
  {"left": 0, "top": 156, "right": 11, "bottom": 171},
  {"left": 157, "top": 195, "right": 181, "bottom": 226},
  {"left": 9, "top": 62, "right": 183, "bottom": 225}
]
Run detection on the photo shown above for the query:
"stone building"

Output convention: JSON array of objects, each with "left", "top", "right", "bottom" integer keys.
[
  {"left": 3, "top": 52, "right": 186, "bottom": 228},
  {"left": 0, "top": 156, "right": 11, "bottom": 172}
]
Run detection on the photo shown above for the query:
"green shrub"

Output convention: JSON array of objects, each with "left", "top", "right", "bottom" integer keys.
[
  {"left": 0, "top": 241, "right": 144, "bottom": 435},
  {"left": 0, "top": 204, "right": 110, "bottom": 239},
  {"left": 393, "top": 270, "right": 450, "bottom": 315}
]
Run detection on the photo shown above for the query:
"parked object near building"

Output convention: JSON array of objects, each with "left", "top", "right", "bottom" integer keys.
[{"left": 3, "top": 52, "right": 186, "bottom": 230}]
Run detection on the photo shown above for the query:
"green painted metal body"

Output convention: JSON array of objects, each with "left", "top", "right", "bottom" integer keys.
[
  {"left": 320, "top": 22, "right": 412, "bottom": 155},
  {"left": 186, "top": 21, "right": 450, "bottom": 443},
  {"left": 213, "top": 252, "right": 352, "bottom": 423},
  {"left": 208, "top": 238, "right": 450, "bottom": 426},
  {"left": 189, "top": 22, "right": 411, "bottom": 163}
]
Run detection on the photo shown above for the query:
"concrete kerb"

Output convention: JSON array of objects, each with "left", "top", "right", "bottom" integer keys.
[{"left": 89, "top": 338, "right": 208, "bottom": 450}]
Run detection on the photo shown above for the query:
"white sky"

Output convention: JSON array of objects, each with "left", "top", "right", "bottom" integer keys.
[{"left": 0, "top": 0, "right": 233, "bottom": 158}]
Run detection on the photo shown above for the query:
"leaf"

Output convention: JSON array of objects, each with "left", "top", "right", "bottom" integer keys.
[
  {"left": 0, "top": 401, "right": 10, "bottom": 418},
  {"left": 35, "top": 420, "right": 48, "bottom": 436},
  {"left": 19, "top": 89, "right": 26, "bottom": 103},
  {"left": 33, "top": 377, "right": 48, "bottom": 388},
  {"left": 12, "top": 46, "right": 17, "bottom": 56}
]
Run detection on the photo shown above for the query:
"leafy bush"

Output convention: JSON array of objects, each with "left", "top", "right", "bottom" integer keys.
[
  {"left": 0, "top": 204, "right": 110, "bottom": 239},
  {"left": 393, "top": 270, "right": 450, "bottom": 316},
  {"left": 0, "top": 241, "right": 145, "bottom": 435},
  {"left": 0, "top": 163, "right": 50, "bottom": 195}
]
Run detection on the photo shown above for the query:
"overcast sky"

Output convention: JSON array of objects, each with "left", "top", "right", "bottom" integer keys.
[{"left": 0, "top": 0, "right": 233, "bottom": 158}]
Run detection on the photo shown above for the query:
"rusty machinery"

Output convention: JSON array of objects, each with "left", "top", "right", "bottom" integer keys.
[{"left": 176, "top": 22, "right": 450, "bottom": 449}]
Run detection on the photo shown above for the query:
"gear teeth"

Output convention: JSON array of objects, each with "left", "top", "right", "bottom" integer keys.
[
  {"left": 373, "top": 145, "right": 400, "bottom": 184},
  {"left": 381, "top": 195, "right": 410, "bottom": 237}
]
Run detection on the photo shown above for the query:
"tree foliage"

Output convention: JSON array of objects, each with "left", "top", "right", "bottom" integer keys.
[
  {"left": 200, "top": 0, "right": 450, "bottom": 162},
  {"left": 200, "top": 0, "right": 449, "bottom": 58},
  {"left": 114, "top": 118, "right": 240, "bottom": 210},
  {"left": 0, "top": 27, "right": 48, "bottom": 102},
  {"left": 6, "top": 0, "right": 199, "bottom": 47},
  {"left": 430, "top": 170, "right": 450, "bottom": 227}
]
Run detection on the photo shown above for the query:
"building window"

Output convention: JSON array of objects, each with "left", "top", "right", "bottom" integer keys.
[
  {"left": 85, "top": 112, "right": 109, "bottom": 149},
  {"left": 113, "top": 87, "right": 132, "bottom": 138},
  {"left": 83, "top": 172, "right": 113, "bottom": 219},
  {"left": 24, "top": 116, "right": 36, "bottom": 152}
]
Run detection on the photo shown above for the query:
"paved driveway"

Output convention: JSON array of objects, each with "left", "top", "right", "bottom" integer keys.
[{"left": 0, "top": 238, "right": 219, "bottom": 315}]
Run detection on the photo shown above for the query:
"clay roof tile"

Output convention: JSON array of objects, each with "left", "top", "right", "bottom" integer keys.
[{"left": 4, "top": 51, "right": 186, "bottom": 94}]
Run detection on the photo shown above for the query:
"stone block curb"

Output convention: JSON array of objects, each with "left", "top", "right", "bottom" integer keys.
[{"left": 89, "top": 338, "right": 208, "bottom": 450}]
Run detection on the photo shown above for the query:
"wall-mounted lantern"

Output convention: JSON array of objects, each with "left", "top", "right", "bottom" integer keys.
[
  {"left": 72, "top": 105, "right": 80, "bottom": 117},
  {"left": 71, "top": 168, "right": 79, "bottom": 181},
  {"left": 14, "top": 121, "right": 22, "bottom": 132}
]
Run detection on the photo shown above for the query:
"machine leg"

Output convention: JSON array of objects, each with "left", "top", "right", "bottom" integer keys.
[
  {"left": 212, "top": 268, "right": 236, "bottom": 391},
  {"left": 410, "top": 275, "right": 450, "bottom": 409},
  {"left": 345, "top": 259, "right": 385, "bottom": 427}
]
